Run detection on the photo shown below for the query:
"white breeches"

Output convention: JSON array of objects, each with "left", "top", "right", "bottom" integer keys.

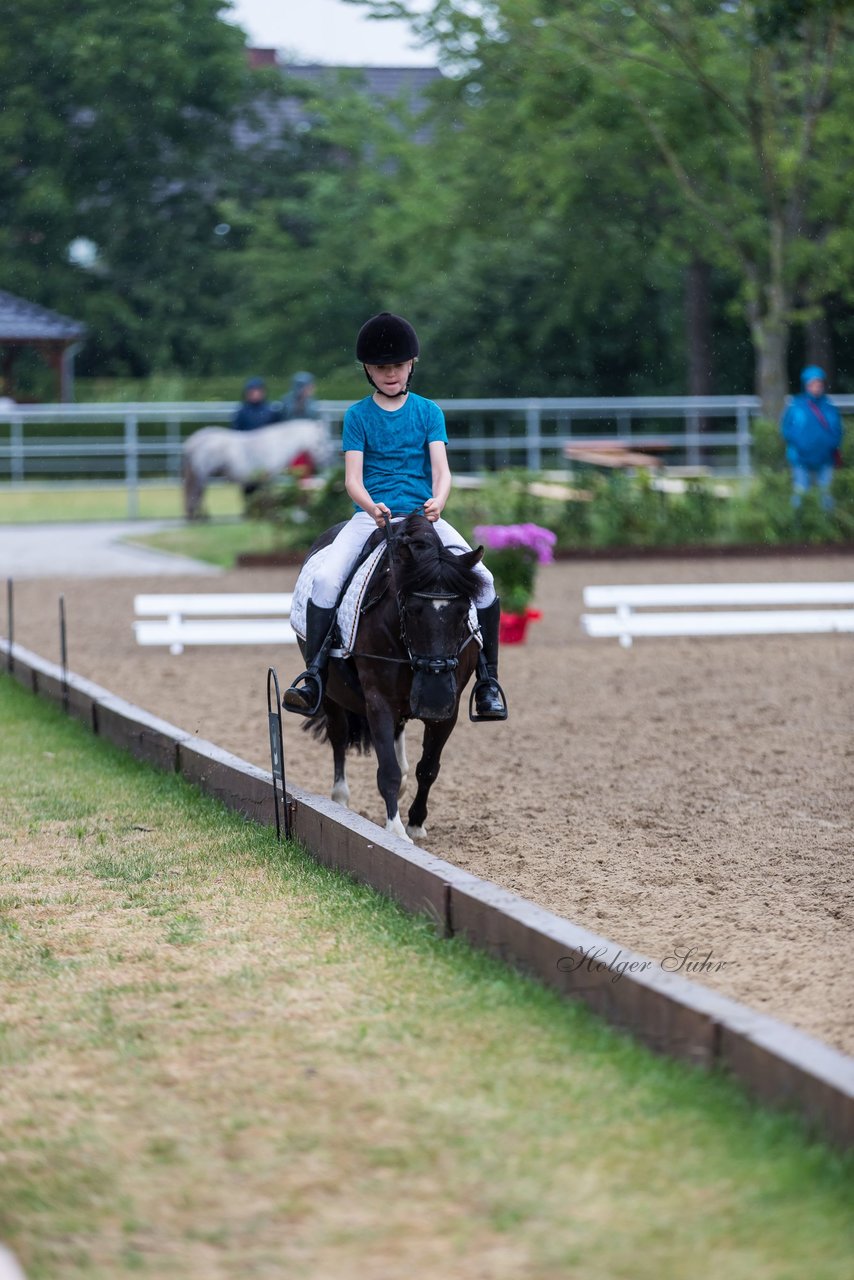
[{"left": 311, "top": 511, "right": 496, "bottom": 609}]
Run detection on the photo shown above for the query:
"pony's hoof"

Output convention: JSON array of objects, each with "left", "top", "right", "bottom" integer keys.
[
  {"left": 386, "top": 815, "right": 413, "bottom": 844},
  {"left": 406, "top": 823, "right": 427, "bottom": 842}
]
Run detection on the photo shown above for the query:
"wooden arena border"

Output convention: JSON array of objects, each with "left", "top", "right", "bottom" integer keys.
[{"left": 3, "top": 636, "right": 853, "bottom": 1151}]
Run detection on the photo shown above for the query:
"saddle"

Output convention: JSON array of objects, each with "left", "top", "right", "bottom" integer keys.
[{"left": 290, "top": 530, "right": 480, "bottom": 658}]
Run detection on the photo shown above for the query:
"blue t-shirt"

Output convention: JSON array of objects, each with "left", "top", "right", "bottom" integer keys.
[{"left": 341, "top": 393, "right": 448, "bottom": 514}]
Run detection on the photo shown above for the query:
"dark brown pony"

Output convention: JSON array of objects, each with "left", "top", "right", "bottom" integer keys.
[{"left": 301, "top": 512, "right": 484, "bottom": 842}]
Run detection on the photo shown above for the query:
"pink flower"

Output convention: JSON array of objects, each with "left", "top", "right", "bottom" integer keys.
[{"left": 472, "top": 523, "right": 556, "bottom": 564}]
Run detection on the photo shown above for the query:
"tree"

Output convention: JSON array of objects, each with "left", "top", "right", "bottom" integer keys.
[
  {"left": 225, "top": 69, "right": 414, "bottom": 389},
  {"left": 0, "top": 0, "right": 250, "bottom": 376},
  {"left": 349, "top": 0, "right": 854, "bottom": 415}
]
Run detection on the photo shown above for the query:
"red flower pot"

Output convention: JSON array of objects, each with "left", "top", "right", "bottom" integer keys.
[{"left": 499, "top": 609, "right": 542, "bottom": 644}]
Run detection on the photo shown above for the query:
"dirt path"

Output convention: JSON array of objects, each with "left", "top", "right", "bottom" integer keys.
[{"left": 9, "top": 553, "right": 853, "bottom": 1054}]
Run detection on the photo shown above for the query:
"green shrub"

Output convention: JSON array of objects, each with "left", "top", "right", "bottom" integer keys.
[
  {"left": 250, "top": 460, "right": 854, "bottom": 557},
  {"left": 246, "top": 466, "right": 349, "bottom": 549},
  {"left": 727, "top": 466, "right": 854, "bottom": 545},
  {"left": 750, "top": 417, "right": 787, "bottom": 471}
]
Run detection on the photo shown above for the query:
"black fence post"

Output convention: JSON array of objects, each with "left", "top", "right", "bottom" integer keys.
[
  {"left": 266, "top": 667, "right": 290, "bottom": 841},
  {"left": 59, "top": 594, "right": 69, "bottom": 714}
]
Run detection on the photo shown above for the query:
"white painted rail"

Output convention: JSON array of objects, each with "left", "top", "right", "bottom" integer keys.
[
  {"left": 134, "top": 593, "right": 296, "bottom": 655},
  {"left": 581, "top": 582, "right": 854, "bottom": 647}
]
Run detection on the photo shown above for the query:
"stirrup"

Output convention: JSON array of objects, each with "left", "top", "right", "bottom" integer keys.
[
  {"left": 468, "top": 676, "right": 508, "bottom": 723},
  {"left": 282, "top": 670, "right": 323, "bottom": 718}
]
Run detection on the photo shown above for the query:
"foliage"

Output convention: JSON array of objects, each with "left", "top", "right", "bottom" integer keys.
[
  {"left": 214, "top": 451, "right": 850, "bottom": 577},
  {"left": 245, "top": 466, "right": 350, "bottom": 550},
  {"left": 7, "top": 0, "right": 854, "bottom": 401},
  {"left": 729, "top": 464, "right": 854, "bottom": 545},
  {"left": 472, "top": 522, "right": 556, "bottom": 612},
  {"left": 123, "top": 457, "right": 854, "bottom": 567},
  {"left": 0, "top": 0, "right": 255, "bottom": 377},
  {"left": 350, "top": 0, "right": 854, "bottom": 412},
  {"left": 750, "top": 417, "right": 789, "bottom": 471}
]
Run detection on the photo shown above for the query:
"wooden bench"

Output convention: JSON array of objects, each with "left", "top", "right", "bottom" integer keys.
[
  {"left": 564, "top": 440, "right": 669, "bottom": 470},
  {"left": 133, "top": 593, "right": 296, "bottom": 655},
  {"left": 581, "top": 582, "right": 854, "bottom": 648}
]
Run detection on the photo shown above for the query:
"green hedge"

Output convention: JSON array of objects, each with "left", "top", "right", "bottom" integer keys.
[{"left": 251, "top": 462, "right": 854, "bottom": 555}]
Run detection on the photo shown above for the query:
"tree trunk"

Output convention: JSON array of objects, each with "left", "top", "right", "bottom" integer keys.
[
  {"left": 685, "top": 257, "right": 713, "bottom": 398},
  {"left": 749, "top": 218, "right": 789, "bottom": 422},
  {"left": 751, "top": 313, "right": 789, "bottom": 424},
  {"left": 685, "top": 257, "right": 712, "bottom": 457},
  {"left": 804, "top": 308, "right": 835, "bottom": 384}
]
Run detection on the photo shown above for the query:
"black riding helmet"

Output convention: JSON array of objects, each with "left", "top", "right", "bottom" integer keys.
[
  {"left": 356, "top": 312, "right": 419, "bottom": 395},
  {"left": 356, "top": 312, "right": 419, "bottom": 364}
]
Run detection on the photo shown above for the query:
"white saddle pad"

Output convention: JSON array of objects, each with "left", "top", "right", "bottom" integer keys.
[
  {"left": 291, "top": 543, "right": 387, "bottom": 654},
  {"left": 291, "top": 541, "right": 481, "bottom": 657}
]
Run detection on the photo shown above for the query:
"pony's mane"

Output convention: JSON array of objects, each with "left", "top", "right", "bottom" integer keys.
[{"left": 392, "top": 513, "right": 481, "bottom": 599}]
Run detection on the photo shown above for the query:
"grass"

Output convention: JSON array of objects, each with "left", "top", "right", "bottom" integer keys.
[
  {"left": 0, "top": 483, "right": 244, "bottom": 524},
  {"left": 0, "top": 482, "right": 287, "bottom": 568},
  {"left": 1, "top": 675, "right": 853, "bottom": 1278},
  {"left": 132, "top": 518, "right": 285, "bottom": 567}
]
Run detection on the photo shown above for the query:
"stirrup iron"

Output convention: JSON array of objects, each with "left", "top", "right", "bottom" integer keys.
[
  {"left": 282, "top": 669, "right": 324, "bottom": 718},
  {"left": 468, "top": 675, "right": 509, "bottom": 723}
]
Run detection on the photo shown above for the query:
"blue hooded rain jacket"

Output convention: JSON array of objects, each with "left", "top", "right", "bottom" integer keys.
[{"left": 780, "top": 366, "right": 842, "bottom": 470}]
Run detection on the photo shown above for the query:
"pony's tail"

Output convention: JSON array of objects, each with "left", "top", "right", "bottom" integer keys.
[{"left": 303, "top": 708, "right": 373, "bottom": 755}]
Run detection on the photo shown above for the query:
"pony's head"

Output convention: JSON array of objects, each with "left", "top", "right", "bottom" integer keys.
[{"left": 389, "top": 513, "right": 484, "bottom": 720}]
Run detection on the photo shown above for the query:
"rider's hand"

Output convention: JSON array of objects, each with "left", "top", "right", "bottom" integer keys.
[
  {"left": 372, "top": 502, "right": 392, "bottom": 527},
  {"left": 423, "top": 498, "right": 443, "bottom": 522}
]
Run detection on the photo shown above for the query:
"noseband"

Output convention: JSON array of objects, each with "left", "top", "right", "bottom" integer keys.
[
  {"left": 400, "top": 591, "right": 468, "bottom": 674},
  {"left": 385, "top": 514, "right": 475, "bottom": 670},
  {"left": 347, "top": 514, "right": 475, "bottom": 671}
]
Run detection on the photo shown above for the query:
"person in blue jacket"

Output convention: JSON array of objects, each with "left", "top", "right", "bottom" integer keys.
[
  {"left": 278, "top": 371, "right": 320, "bottom": 421},
  {"left": 780, "top": 366, "right": 843, "bottom": 511},
  {"left": 230, "top": 377, "right": 280, "bottom": 432}
]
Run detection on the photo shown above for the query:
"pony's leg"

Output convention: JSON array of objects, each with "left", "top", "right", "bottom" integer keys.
[
  {"left": 406, "top": 716, "right": 457, "bottom": 841},
  {"left": 324, "top": 701, "right": 351, "bottom": 809},
  {"left": 394, "top": 724, "right": 409, "bottom": 799},
  {"left": 182, "top": 458, "right": 202, "bottom": 521},
  {"left": 366, "top": 703, "right": 410, "bottom": 842}
]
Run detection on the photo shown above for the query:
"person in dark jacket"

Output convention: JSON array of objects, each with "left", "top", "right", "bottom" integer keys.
[
  {"left": 231, "top": 377, "right": 280, "bottom": 432},
  {"left": 278, "top": 371, "right": 320, "bottom": 421},
  {"left": 780, "top": 366, "right": 843, "bottom": 511}
]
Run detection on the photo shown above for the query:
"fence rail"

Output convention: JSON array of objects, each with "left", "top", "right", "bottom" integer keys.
[{"left": 1, "top": 396, "right": 852, "bottom": 517}]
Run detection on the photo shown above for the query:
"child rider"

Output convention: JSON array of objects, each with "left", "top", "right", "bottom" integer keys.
[{"left": 282, "top": 311, "right": 508, "bottom": 722}]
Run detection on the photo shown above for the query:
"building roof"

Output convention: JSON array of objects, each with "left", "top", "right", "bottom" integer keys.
[
  {"left": 0, "top": 290, "right": 86, "bottom": 342},
  {"left": 281, "top": 63, "right": 442, "bottom": 100},
  {"left": 235, "top": 60, "right": 443, "bottom": 150}
]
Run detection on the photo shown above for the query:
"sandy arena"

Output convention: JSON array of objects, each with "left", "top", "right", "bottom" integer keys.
[{"left": 9, "top": 553, "right": 853, "bottom": 1055}]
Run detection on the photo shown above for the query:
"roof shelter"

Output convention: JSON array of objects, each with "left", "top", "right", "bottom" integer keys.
[
  {"left": 0, "top": 289, "right": 86, "bottom": 403},
  {"left": 236, "top": 58, "right": 443, "bottom": 150}
]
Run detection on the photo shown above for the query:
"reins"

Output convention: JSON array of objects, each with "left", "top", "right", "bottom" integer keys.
[{"left": 343, "top": 512, "right": 476, "bottom": 668}]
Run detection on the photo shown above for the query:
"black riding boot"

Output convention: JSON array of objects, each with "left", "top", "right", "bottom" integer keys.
[
  {"left": 283, "top": 601, "right": 337, "bottom": 717},
  {"left": 470, "top": 599, "right": 509, "bottom": 722}
]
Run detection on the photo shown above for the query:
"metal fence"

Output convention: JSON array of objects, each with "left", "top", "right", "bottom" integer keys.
[{"left": 1, "top": 396, "right": 852, "bottom": 516}]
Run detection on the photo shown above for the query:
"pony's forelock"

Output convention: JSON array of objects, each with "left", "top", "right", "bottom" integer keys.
[{"left": 394, "top": 514, "right": 481, "bottom": 600}]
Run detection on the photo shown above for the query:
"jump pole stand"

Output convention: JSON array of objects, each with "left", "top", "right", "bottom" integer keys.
[
  {"left": 266, "top": 667, "right": 291, "bottom": 841},
  {"left": 59, "top": 594, "right": 69, "bottom": 715}
]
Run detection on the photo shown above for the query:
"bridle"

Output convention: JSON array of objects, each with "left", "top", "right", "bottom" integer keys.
[{"left": 345, "top": 512, "right": 477, "bottom": 670}]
